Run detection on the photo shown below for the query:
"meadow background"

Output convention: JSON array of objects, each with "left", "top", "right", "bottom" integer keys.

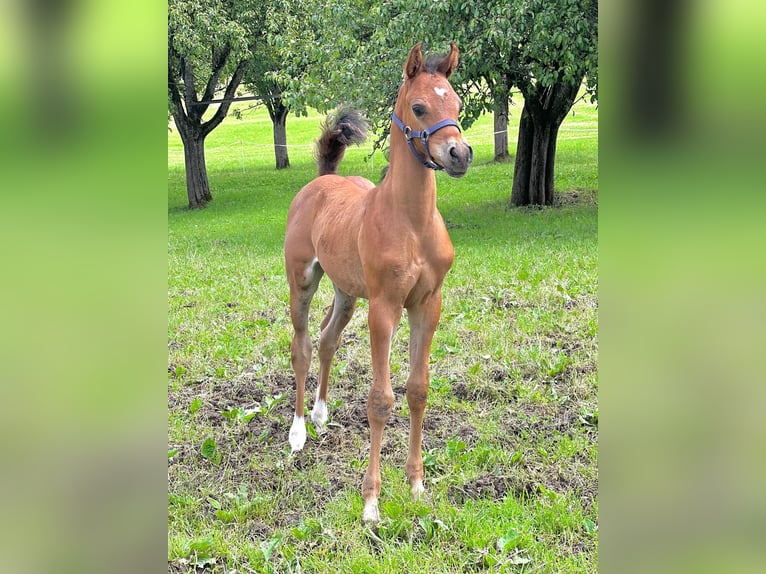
[{"left": 168, "top": 94, "right": 598, "bottom": 573}]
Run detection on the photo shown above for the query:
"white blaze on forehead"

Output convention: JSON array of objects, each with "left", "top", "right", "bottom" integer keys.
[{"left": 434, "top": 87, "right": 447, "bottom": 97}]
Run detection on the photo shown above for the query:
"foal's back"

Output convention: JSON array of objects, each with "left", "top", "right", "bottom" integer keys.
[{"left": 285, "top": 173, "right": 374, "bottom": 299}]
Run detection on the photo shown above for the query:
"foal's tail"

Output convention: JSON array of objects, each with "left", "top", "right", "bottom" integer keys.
[{"left": 315, "top": 106, "right": 368, "bottom": 176}]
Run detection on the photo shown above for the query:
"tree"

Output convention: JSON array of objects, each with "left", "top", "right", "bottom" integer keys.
[
  {"left": 270, "top": 0, "right": 386, "bottom": 136},
  {"left": 509, "top": 0, "right": 598, "bottom": 206},
  {"left": 168, "top": 0, "right": 258, "bottom": 208},
  {"left": 245, "top": 60, "right": 291, "bottom": 170},
  {"left": 243, "top": 0, "right": 314, "bottom": 170}
]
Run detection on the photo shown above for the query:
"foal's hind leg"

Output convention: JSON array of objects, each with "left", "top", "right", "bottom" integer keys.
[
  {"left": 287, "top": 259, "right": 323, "bottom": 453},
  {"left": 313, "top": 285, "right": 357, "bottom": 428}
]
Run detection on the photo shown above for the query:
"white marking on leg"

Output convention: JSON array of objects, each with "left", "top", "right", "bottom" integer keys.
[
  {"left": 289, "top": 414, "right": 306, "bottom": 453},
  {"left": 362, "top": 499, "right": 380, "bottom": 523},
  {"left": 311, "top": 394, "right": 328, "bottom": 428},
  {"left": 411, "top": 479, "right": 425, "bottom": 500},
  {"left": 434, "top": 87, "right": 447, "bottom": 97},
  {"left": 303, "top": 258, "right": 319, "bottom": 284}
]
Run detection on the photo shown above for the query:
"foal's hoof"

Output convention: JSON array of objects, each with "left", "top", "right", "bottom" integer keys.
[
  {"left": 288, "top": 415, "right": 306, "bottom": 453},
  {"left": 310, "top": 399, "right": 328, "bottom": 429},
  {"left": 362, "top": 500, "right": 380, "bottom": 524},
  {"left": 410, "top": 480, "right": 425, "bottom": 500}
]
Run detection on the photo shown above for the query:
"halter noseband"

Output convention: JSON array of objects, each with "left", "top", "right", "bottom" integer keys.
[{"left": 392, "top": 111, "right": 460, "bottom": 170}]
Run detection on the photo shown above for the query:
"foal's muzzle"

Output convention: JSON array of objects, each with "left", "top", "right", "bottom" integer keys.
[{"left": 443, "top": 142, "right": 473, "bottom": 178}]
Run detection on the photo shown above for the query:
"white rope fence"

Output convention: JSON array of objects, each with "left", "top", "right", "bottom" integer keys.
[{"left": 168, "top": 123, "right": 597, "bottom": 174}]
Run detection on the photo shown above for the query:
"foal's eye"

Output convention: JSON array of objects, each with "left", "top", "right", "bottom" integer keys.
[{"left": 412, "top": 104, "right": 426, "bottom": 118}]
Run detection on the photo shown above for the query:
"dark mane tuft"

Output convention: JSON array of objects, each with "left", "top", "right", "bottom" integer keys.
[{"left": 423, "top": 52, "right": 448, "bottom": 74}]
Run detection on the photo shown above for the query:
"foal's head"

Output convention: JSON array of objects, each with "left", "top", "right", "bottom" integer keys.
[{"left": 395, "top": 42, "right": 473, "bottom": 177}]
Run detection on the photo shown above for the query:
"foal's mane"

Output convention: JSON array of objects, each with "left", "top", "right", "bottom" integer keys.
[{"left": 423, "top": 52, "right": 450, "bottom": 74}]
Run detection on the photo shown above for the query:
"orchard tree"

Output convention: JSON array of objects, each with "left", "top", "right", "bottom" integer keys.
[
  {"left": 509, "top": 0, "right": 598, "bottom": 206},
  {"left": 244, "top": 0, "right": 316, "bottom": 170},
  {"left": 168, "top": 0, "right": 258, "bottom": 208},
  {"left": 271, "top": 0, "right": 387, "bottom": 134},
  {"left": 245, "top": 54, "right": 292, "bottom": 170}
]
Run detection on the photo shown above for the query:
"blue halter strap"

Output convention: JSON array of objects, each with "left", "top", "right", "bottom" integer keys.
[{"left": 391, "top": 111, "right": 461, "bottom": 170}]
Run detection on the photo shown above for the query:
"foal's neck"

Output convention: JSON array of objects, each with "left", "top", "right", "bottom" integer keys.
[{"left": 383, "top": 139, "right": 438, "bottom": 230}]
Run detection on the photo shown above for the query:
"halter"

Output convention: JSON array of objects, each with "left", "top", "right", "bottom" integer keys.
[{"left": 391, "top": 111, "right": 461, "bottom": 170}]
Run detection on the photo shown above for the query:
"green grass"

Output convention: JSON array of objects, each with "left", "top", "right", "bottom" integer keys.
[{"left": 168, "top": 95, "right": 597, "bottom": 573}]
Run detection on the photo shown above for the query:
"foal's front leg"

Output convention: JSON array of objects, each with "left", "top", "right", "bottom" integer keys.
[
  {"left": 361, "top": 298, "right": 402, "bottom": 523},
  {"left": 405, "top": 294, "right": 442, "bottom": 500}
]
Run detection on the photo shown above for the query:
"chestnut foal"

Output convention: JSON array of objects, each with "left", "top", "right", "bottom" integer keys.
[{"left": 284, "top": 42, "right": 472, "bottom": 523}]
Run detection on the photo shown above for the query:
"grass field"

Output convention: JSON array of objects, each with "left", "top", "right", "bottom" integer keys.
[{"left": 168, "top": 94, "right": 598, "bottom": 573}]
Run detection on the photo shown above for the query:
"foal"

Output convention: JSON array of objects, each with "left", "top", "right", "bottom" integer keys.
[{"left": 284, "top": 42, "right": 472, "bottom": 523}]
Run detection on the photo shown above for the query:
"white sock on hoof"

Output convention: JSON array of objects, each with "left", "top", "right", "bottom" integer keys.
[
  {"left": 362, "top": 499, "right": 380, "bottom": 524},
  {"left": 311, "top": 398, "right": 328, "bottom": 428},
  {"left": 410, "top": 480, "right": 425, "bottom": 500},
  {"left": 289, "top": 415, "right": 306, "bottom": 453}
]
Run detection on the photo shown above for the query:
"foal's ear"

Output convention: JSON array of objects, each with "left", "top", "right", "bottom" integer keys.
[
  {"left": 436, "top": 42, "right": 459, "bottom": 78},
  {"left": 404, "top": 42, "right": 424, "bottom": 79}
]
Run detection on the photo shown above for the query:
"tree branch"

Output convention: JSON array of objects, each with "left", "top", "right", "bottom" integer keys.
[
  {"left": 201, "top": 59, "right": 248, "bottom": 137},
  {"left": 182, "top": 57, "right": 203, "bottom": 122},
  {"left": 168, "top": 37, "right": 190, "bottom": 137},
  {"left": 201, "top": 44, "right": 233, "bottom": 104},
  {"left": 261, "top": 81, "right": 283, "bottom": 122}
]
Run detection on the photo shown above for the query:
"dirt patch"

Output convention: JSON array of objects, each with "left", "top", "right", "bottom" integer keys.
[
  {"left": 167, "top": 561, "right": 194, "bottom": 574},
  {"left": 453, "top": 378, "right": 518, "bottom": 403},
  {"left": 554, "top": 189, "right": 598, "bottom": 207},
  {"left": 447, "top": 464, "right": 595, "bottom": 506},
  {"left": 448, "top": 474, "right": 512, "bottom": 504},
  {"left": 330, "top": 400, "right": 370, "bottom": 433}
]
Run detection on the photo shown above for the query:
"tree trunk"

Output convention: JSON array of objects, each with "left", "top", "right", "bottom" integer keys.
[
  {"left": 509, "top": 80, "right": 580, "bottom": 207},
  {"left": 510, "top": 104, "right": 557, "bottom": 207},
  {"left": 265, "top": 97, "right": 290, "bottom": 170},
  {"left": 528, "top": 122, "right": 553, "bottom": 205},
  {"left": 545, "top": 124, "right": 560, "bottom": 205},
  {"left": 180, "top": 131, "right": 212, "bottom": 208},
  {"left": 272, "top": 104, "right": 290, "bottom": 169},
  {"left": 511, "top": 105, "right": 534, "bottom": 205},
  {"left": 493, "top": 78, "right": 510, "bottom": 162}
]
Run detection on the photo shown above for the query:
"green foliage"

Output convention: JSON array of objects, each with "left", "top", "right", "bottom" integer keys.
[
  {"left": 515, "top": 0, "right": 598, "bottom": 99},
  {"left": 168, "top": 0, "right": 252, "bottom": 65},
  {"left": 200, "top": 437, "right": 221, "bottom": 465},
  {"left": 183, "top": 536, "right": 216, "bottom": 568},
  {"left": 244, "top": 0, "right": 313, "bottom": 118},
  {"left": 168, "top": 0, "right": 259, "bottom": 108},
  {"left": 273, "top": 0, "right": 597, "bottom": 147}
]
